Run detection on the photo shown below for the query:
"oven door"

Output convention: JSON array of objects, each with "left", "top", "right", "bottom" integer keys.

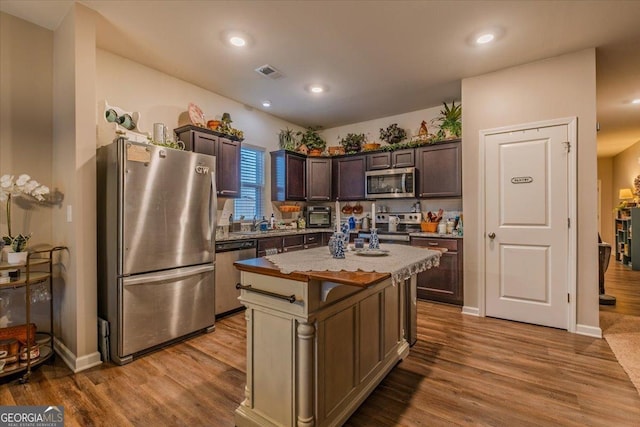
[
  {"left": 365, "top": 167, "right": 415, "bottom": 199},
  {"left": 307, "top": 211, "right": 331, "bottom": 228}
]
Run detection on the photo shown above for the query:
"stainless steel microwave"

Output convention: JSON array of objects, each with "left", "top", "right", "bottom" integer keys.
[
  {"left": 307, "top": 206, "right": 331, "bottom": 228},
  {"left": 365, "top": 167, "right": 416, "bottom": 199}
]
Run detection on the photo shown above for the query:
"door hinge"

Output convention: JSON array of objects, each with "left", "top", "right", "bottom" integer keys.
[
  {"left": 563, "top": 141, "right": 571, "bottom": 153},
  {"left": 568, "top": 218, "right": 571, "bottom": 228},
  {"left": 567, "top": 293, "right": 570, "bottom": 303}
]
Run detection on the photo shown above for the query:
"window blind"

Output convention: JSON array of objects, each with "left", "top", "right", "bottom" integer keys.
[{"left": 234, "top": 145, "right": 265, "bottom": 220}]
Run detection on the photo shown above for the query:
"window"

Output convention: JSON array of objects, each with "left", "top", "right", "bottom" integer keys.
[{"left": 234, "top": 145, "right": 265, "bottom": 220}]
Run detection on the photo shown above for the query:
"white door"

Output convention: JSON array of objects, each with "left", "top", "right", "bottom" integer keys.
[{"left": 485, "top": 125, "right": 569, "bottom": 329}]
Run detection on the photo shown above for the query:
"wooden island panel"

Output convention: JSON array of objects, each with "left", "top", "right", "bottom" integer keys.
[{"left": 234, "top": 266, "right": 408, "bottom": 427}]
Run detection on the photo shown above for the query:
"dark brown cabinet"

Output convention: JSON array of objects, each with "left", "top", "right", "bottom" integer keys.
[
  {"left": 257, "top": 237, "right": 283, "bottom": 257},
  {"left": 306, "top": 157, "right": 332, "bottom": 201},
  {"left": 175, "top": 125, "right": 241, "bottom": 197},
  {"left": 416, "top": 140, "right": 461, "bottom": 198},
  {"left": 282, "top": 235, "right": 305, "bottom": 253},
  {"left": 366, "top": 149, "right": 414, "bottom": 171},
  {"left": 256, "top": 233, "right": 321, "bottom": 256},
  {"left": 304, "top": 233, "right": 322, "bottom": 249},
  {"left": 411, "top": 237, "right": 463, "bottom": 305},
  {"left": 216, "top": 137, "right": 241, "bottom": 197},
  {"left": 271, "top": 150, "right": 306, "bottom": 201},
  {"left": 332, "top": 155, "right": 366, "bottom": 200}
]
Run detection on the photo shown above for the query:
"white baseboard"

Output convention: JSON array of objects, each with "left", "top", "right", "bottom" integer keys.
[
  {"left": 462, "top": 306, "right": 480, "bottom": 316},
  {"left": 54, "top": 337, "right": 103, "bottom": 373},
  {"left": 575, "top": 324, "right": 602, "bottom": 339}
]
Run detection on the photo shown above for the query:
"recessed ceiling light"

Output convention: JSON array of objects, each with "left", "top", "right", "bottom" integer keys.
[
  {"left": 632, "top": 99, "right": 640, "bottom": 104},
  {"left": 229, "top": 36, "right": 246, "bottom": 47},
  {"left": 476, "top": 33, "right": 495, "bottom": 44},
  {"left": 262, "top": 100, "right": 271, "bottom": 107},
  {"left": 309, "top": 85, "right": 324, "bottom": 94}
]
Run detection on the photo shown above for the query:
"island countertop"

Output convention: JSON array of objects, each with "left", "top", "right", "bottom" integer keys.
[
  {"left": 234, "top": 244, "right": 441, "bottom": 288},
  {"left": 234, "top": 256, "right": 390, "bottom": 288}
]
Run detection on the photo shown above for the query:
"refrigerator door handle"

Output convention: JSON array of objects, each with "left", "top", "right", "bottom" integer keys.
[
  {"left": 123, "top": 264, "right": 215, "bottom": 286},
  {"left": 210, "top": 172, "right": 217, "bottom": 244}
]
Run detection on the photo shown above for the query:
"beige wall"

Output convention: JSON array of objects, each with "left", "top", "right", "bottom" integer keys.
[
  {"left": 322, "top": 105, "right": 443, "bottom": 148},
  {"left": 0, "top": 12, "right": 53, "bottom": 247},
  {"left": 598, "top": 158, "right": 613, "bottom": 244},
  {"left": 52, "top": 3, "right": 100, "bottom": 368},
  {"left": 462, "top": 49, "right": 599, "bottom": 330},
  {"left": 613, "top": 140, "right": 640, "bottom": 205},
  {"left": 95, "top": 49, "right": 304, "bottom": 219}
]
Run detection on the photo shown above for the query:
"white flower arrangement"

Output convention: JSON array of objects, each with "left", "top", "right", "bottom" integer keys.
[{"left": 1, "top": 174, "right": 50, "bottom": 251}]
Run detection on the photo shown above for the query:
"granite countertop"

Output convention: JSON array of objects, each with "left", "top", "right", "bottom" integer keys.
[
  {"left": 218, "top": 228, "right": 463, "bottom": 242},
  {"left": 218, "top": 228, "right": 335, "bottom": 242},
  {"left": 408, "top": 232, "right": 464, "bottom": 239}
]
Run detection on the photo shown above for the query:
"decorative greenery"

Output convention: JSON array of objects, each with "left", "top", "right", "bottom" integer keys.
[
  {"left": 211, "top": 112, "right": 244, "bottom": 139},
  {"left": 298, "top": 127, "right": 326, "bottom": 151},
  {"left": 339, "top": 133, "right": 365, "bottom": 153},
  {"left": 3, "top": 233, "right": 30, "bottom": 252},
  {"left": 379, "top": 123, "right": 407, "bottom": 144},
  {"left": 436, "top": 101, "right": 462, "bottom": 139},
  {"left": 278, "top": 128, "right": 299, "bottom": 151},
  {"left": 0, "top": 174, "right": 49, "bottom": 249}
]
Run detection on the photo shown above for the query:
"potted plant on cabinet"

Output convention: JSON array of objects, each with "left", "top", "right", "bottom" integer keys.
[
  {"left": 278, "top": 127, "right": 299, "bottom": 151},
  {"left": 298, "top": 127, "right": 326, "bottom": 156},
  {"left": 436, "top": 101, "right": 462, "bottom": 140},
  {"left": 379, "top": 123, "right": 407, "bottom": 145},
  {"left": 339, "top": 133, "right": 365, "bottom": 154}
]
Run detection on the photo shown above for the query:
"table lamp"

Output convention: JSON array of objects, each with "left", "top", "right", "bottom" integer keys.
[{"left": 619, "top": 188, "right": 634, "bottom": 206}]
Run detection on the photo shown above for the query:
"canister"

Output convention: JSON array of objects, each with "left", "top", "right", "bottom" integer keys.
[{"left": 446, "top": 220, "right": 455, "bottom": 234}]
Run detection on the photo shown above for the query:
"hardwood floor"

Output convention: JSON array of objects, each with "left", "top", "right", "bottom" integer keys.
[
  {"left": 2, "top": 297, "right": 639, "bottom": 426},
  {"left": 601, "top": 258, "right": 640, "bottom": 317}
]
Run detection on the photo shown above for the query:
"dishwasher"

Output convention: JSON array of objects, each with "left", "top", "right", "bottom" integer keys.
[{"left": 215, "top": 239, "right": 257, "bottom": 318}]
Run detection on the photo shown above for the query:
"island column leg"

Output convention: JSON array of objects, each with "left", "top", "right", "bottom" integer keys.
[
  {"left": 243, "top": 308, "right": 252, "bottom": 408},
  {"left": 297, "top": 321, "right": 316, "bottom": 427}
]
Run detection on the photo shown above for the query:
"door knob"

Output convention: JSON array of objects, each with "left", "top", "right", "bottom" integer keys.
[{"left": 488, "top": 232, "right": 496, "bottom": 239}]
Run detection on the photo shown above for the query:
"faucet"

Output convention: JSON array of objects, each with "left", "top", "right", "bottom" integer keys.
[{"left": 252, "top": 216, "right": 269, "bottom": 231}]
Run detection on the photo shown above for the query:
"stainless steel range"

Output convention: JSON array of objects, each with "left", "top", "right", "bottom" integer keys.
[{"left": 357, "top": 212, "right": 421, "bottom": 244}]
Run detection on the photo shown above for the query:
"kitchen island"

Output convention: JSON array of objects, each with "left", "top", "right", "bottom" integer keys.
[{"left": 233, "top": 245, "right": 441, "bottom": 427}]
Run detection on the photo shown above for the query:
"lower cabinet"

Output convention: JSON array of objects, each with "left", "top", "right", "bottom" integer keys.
[
  {"left": 410, "top": 237, "right": 463, "bottom": 305},
  {"left": 257, "top": 237, "right": 283, "bottom": 257},
  {"left": 256, "top": 233, "right": 324, "bottom": 257},
  {"left": 282, "top": 235, "right": 304, "bottom": 253},
  {"left": 304, "top": 233, "right": 322, "bottom": 249}
]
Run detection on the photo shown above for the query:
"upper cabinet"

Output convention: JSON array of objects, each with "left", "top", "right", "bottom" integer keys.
[
  {"left": 333, "top": 156, "right": 366, "bottom": 200},
  {"left": 366, "top": 149, "right": 415, "bottom": 171},
  {"left": 271, "top": 150, "right": 306, "bottom": 201},
  {"left": 175, "top": 125, "right": 241, "bottom": 197},
  {"left": 416, "top": 140, "right": 461, "bottom": 198},
  {"left": 307, "top": 156, "right": 332, "bottom": 201}
]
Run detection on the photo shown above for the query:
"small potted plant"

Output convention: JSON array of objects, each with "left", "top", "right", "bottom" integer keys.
[
  {"left": 339, "top": 133, "right": 365, "bottom": 154},
  {"left": 278, "top": 127, "right": 299, "bottom": 151},
  {"left": 1, "top": 173, "right": 49, "bottom": 262},
  {"left": 436, "top": 101, "right": 462, "bottom": 140},
  {"left": 379, "top": 123, "right": 407, "bottom": 145},
  {"left": 298, "top": 127, "right": 326, "bottom": 156}
]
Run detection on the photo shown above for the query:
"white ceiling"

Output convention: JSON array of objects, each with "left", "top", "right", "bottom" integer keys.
[{"left": 1, "top": 0, "right": 639, "bottom": 157}]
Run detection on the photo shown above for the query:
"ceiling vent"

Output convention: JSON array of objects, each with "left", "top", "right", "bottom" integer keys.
[{"left": 255, "top": 64, "right": 283, "bottom": 79}]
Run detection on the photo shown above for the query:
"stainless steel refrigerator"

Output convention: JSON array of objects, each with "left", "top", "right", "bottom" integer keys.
[{"left": 97, "top": 138, "right": 217, "bottom": 365}]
